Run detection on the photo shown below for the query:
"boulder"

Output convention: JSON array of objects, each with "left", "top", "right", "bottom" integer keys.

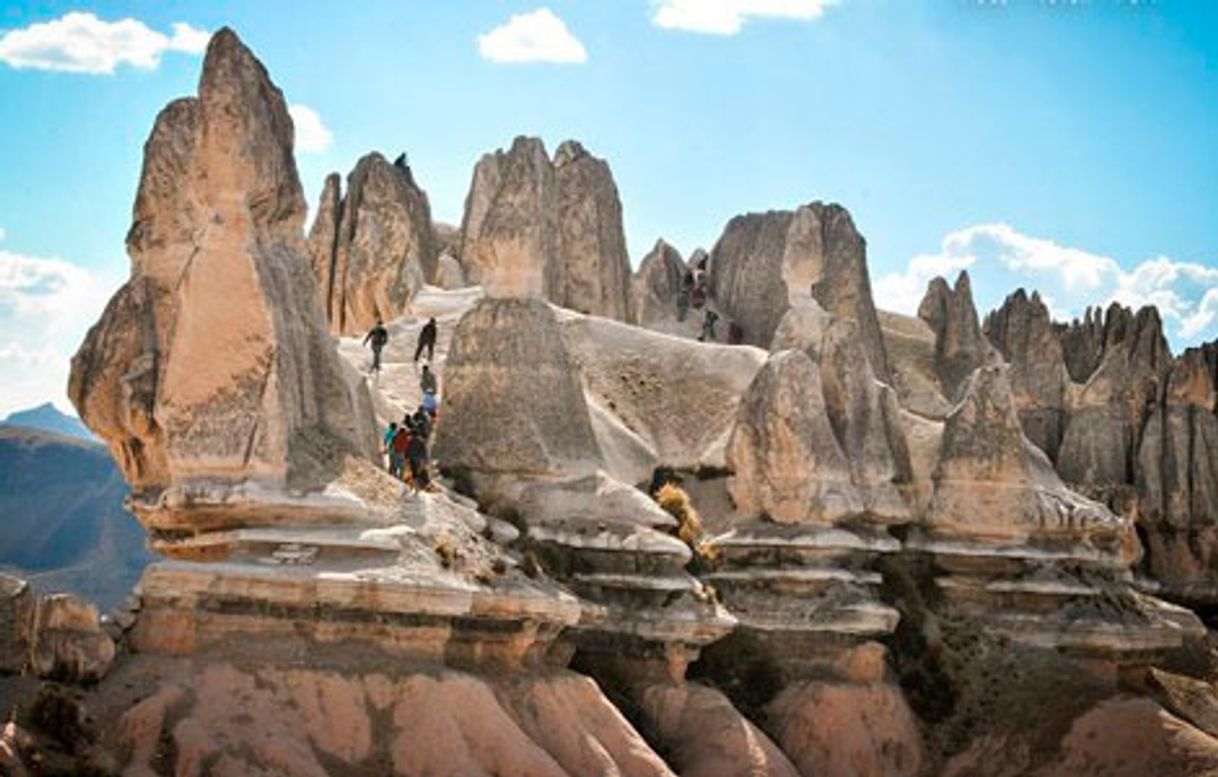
[
  {"left": 726, "top": 349, "right": 863, "bottom": 524},
  {"left": 0, "top": 574, "right": 32, "bottom": 674},
  {"left": 918, "top": 271, "right": 992, "bottom": 402},
  {"left": 459, "top": 137, "right": 633, "bottom": 320},
  {"left": 435, "top": 252, "right": 468, "bottom": 290},
  {"left": 631, "top": 239, "right": 687, "bottom": 327},
  {"left": 68, "top": 28, "right": 377, "bottom": 515},
  {"left": 28, "top": 594, "right": 115, "bottom": 683},
  {"left": 431, "top": 298, "right": 600, "bottom": 484},
  {"left": 983, "top": 288, "right": 1069, "bottom": 460},
  {"left": 312, "top": 153, "right": 438, "bottom": 335},
  {"left": 707, "top": 202, "right": 890, "bottom": 381},
  {"left": 927, "top": 363, "right": 1133, "bottom": 549}
]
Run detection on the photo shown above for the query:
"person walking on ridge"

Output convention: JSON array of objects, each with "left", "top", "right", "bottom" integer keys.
[
  {"left": 415, "top": 317, "right": 437, "bottom": 363},
  {"left": 699, "top": 309, "right": 719, "bottom": 342},
  {"left": 363, "top": 319, "right": 389, "bottom": 374},
  {"left": 420, "top": 363, "right": 438, "bottom": 397}
]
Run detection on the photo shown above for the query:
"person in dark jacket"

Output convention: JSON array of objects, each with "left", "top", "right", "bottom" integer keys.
[
  {"left": 414, "top": 317, "right": 437, "bottom": 363},
  {"left": 363, "top": 319, "right": 389, "bottom": 373},
  {"left": 699, "top": 309, "right": 719, "bottom": 342},
  {"left": 412, "top": 405, "right": 432, "bottom": 441},
  {"left": 406, "top": 431, "right": 429, "bottom": 491}
]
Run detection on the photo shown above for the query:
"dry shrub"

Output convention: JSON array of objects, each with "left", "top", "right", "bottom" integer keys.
[{"left": 657, "top": 483, "right": 720, "bottom": 566}]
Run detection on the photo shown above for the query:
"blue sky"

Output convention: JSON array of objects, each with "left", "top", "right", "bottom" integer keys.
[{"left": 0, "top": 0, "right": 1215, "bottom": 415}]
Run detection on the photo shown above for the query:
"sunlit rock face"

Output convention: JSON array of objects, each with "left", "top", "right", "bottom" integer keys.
[
  {"left": 68, "top": 28, "right": 378, "bottom": 522},
  {"left": 459, "top": 137, "right": 633, "bottom": 321},
  {"left": 707, "top": 202, "right": 890, "bottom": 381},
  {"left": 309, "top": 152, "right": 438, "bottom": 336}
]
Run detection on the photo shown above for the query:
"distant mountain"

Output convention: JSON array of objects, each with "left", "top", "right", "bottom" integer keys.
[
  {"left": 1, "top": 402, "right": 94, "bottom": 441},
  {"left": 0, "top": 426, "right": 153, "bottom": 610}
]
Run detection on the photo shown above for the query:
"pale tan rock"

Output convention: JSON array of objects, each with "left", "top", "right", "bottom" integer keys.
[
  {"left": 918, "top": 271, "right": 993, "bottom": 401},
  {"left": 459, "top": 137, "right": 632, "bottom": 320},
  {"left": 316, "top": 153, "right": 438, "bottom": 335},
  {"left": 29, "top": 594, "right": 116, "bottom": 683},
  {"left": 0, "top": 573, "right": 32, "bottom": 674},
  {"left": 766, "top": 679, "right": 924, "bottom": 777},
  {"left": 640, "top": 682, "right": 799, "bottom": 777},
  {"left": 878, "top": 309, "right": 952, "bottom": 419},
  {"left": 727, "top": 349, "right": 862, "bottom": 524},
  {"left": 69, "top": 28, "right": 377, "bottom": 509},
  {"left": 307, "top": 172, "right": 342, "bottom": 322},
  {"left": 708, "top": 202, "right": 890, "bottom": 381},
  {"left": 435, "top": 252, "right": 468, "bottom": 289},
  {"left": 631, "top": 238, "right": 687, "bottom": 327}
]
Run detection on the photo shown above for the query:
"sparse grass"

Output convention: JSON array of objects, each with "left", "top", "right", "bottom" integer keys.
[{"left": 656, "top": 483, "right": 720, "bottom": 569}]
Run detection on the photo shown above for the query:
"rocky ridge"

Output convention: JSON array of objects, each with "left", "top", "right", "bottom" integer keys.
[{"left": 4, "top": 25, "right": 1218, "bottom": 777}]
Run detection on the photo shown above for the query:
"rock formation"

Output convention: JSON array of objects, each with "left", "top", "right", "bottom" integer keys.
[
  {"left": 68, "top": 28, "right": 378, "bottom": 529},
  {"left": 459, "top": 137, "right": 633, "bottom": 321},
  {"left": 309, "top": 152, "right": 438, "bottom": 335},
  {"left": 918, "top": 272, "right": 993, "bottom": 402},
  {"left": 631, "top": 239, "right": 687, "bottom": 328},
  {"left": 707, "top": 202, "right": 890, "bottom": 381},
  {"left": 983, "top": 288, "right": 1069, "bottom": 459}
]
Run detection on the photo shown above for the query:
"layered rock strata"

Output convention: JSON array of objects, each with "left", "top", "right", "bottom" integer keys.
[
  {"left": 459, "top": 137, "right": 633, "bottom": 321},
  {"left": 309, "top": 152, "right": 438, "bottom": 335}
]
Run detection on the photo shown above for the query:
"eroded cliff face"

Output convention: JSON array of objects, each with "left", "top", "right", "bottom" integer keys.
[
  {"left": 68, "top": 28, "right": 377, "bottom": 515},
  {"left": 309, "top": 153, "right": 438, "bottom": 335},
  {"left": 459, "top": 137, "right": 633, "bottom": 321},
  {"left": 13, "top": 26, "right": 1218, "bottom": 777}
]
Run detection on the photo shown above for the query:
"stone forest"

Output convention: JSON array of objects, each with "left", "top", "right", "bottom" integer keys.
[{"left": 5, "top": 27, "right": 1218, "bottom": 777}]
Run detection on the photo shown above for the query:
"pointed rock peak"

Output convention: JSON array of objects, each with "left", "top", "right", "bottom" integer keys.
[
  {"left": 508, "top": 135, "right": 548, "bottom": 158},
  {"left": 952, "top": 270, "right": 973, "bottom": 295},
  {"left": 199, "top": 26, "right": 271, "bottom": 93},
  {"left": 553, "top": 139, "right": 590, "bottom": 167}
]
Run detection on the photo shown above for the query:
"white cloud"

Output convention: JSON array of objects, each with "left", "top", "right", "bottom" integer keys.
[
  {"left": 478, "top": 8, "right": 587, "bottom": 64},
  {"left": 288, "top": 104, "right": 333, "bottom": 154},
  {"left": 0, "top": 249, "right": 124, "bottom": 416},
  {"left": 874, "top": 223, "right": 1218, "bottom": 349},
  {"left": 652, "top": 0, "right": 840, "bottom": 35},
  {"left": 0, "top": 12, "right": 209, "bottom": 74}
]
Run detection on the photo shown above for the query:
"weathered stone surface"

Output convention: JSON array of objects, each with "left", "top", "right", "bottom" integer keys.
[
  {"left": 0, "top": 573, "right": 32, "bottom": 674},
  {"left": 1057, "top": 305, "right": 1170, "bottom": 506},
  {"left": 431, "top": 298, "right": 600, "bottom": 483},
  {"left": 306, "top": 172, "right": 342, "bottom": 321},
  {"left": 918, "top": 271, "right": 992, "bottom": 401},
  {"left": 631, "top": 239, "right": 687, "bottom": 328},
  {"left": 68, "top": 28, "right": 378, "bottom": 511},
  {"left": 766, "top": 677, "right": 924, "bottom": 777},
  {"left": 984, "top": 288, "right": 1069, "bottom": 460},
  {"left": 770, "top": 301, "right": 913, "bottom": 522},
  {"left": 29, "top": 594, "right": 115, "bottom": 683},
  {"left": 726, "top": 349, "right": 862, "bottom": 524},
  {"left": 459, "top": 137, "right": 632, "bottom": 320},
  {"left": 313, "top": 153, "right": 437, "bottom": 335},
  {"left": 707, "top": 202, "right": 889, "bottom": 381},
  {"left": 435, "top": 252, "right": 467, "bottom": 290},
  {"left": 639, "top": 682, "right": 800, "bottom": 777},
  {"left": 879, "top": 309, "right": 952, "bottom": 419},
  {"left": 1136, "top": 345, "right": 1218, "bottom": 602},
  {"left": 927, "top": 363, "right": 1131, "bottom": 549}
]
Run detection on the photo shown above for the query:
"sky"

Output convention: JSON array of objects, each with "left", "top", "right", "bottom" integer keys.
[{"left": 0, "top": 0, "right": 1215, "bottom": 416}]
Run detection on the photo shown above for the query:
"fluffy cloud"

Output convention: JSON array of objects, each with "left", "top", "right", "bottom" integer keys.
[
  {"left": 0, "top": 12, "right": 208, "bottom": 74},
  {"left": 0, "top": 248, "right": 123, "bottom": 415},
  {"left": 874, "top": 223, "right": 1218, "bottom": 349},
  {"left": 288, "top": 104, "right": 332, "bottom": 154},
  {"left": 652, "top": 0, "right": 840, "bottom": 35},
  {"left": 478, "top": 8, "right": 587, "bottom": 64}
]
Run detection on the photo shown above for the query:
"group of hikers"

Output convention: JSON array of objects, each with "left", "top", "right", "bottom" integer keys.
[
  {"left": 677, "top": 256, "right": 743, "bottom": 344},
  {"left": 363, "top": 316, "right": 442, "bottom": 492}
]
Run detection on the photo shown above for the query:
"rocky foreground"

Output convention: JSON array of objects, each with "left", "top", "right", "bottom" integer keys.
[{"left": 4, "top": 26, "right": 1218, "bottom": 777}]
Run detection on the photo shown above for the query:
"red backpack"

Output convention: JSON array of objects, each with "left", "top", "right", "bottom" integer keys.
[{"left": 392, "top": 428, "right": 411, "bottom": 454}]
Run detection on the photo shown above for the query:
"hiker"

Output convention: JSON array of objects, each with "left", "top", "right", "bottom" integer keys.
[
  {"left": 389, "top": 422, "right": 410, "bottom": 479},
  {"left": 363, "top": 319, "right": 389, "bottom": 373},
  {"left": 699, "top": 309, "right": 719, "bottom": 342},
  {"left": 393, "top": 152, "right": 409, "bottom": 172},
  {"left": 728, "top": 321, "right": 744, "bottom": 345},
  {"left": 382, "top": 421, "right": 398, "bottom": 470},
  {"left": 649, "top": 466, "right": 677, "bottom": 497},
  {"left": 690, "top": 284, "right": 707, "bottom": 311},
  {"left": 406, "top": 428, "right": 430, "bottom": 492},
  {"left": 413, "top": 405, "right": 432, "bottom": 441},
  {"left": 414, "top": 317, "right": 437, "bottom": 363},
  {"left": 420, "top": 363, "right": 438, "bottom": 397},
  {"left": 677, "top": 271, "right": 693, "bottom": 322},
  {"left": 422, "top": 389, "right": 439, "bottom": 418}
]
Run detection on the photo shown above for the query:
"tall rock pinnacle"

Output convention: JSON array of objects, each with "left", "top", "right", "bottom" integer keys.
[{"left": 68, "top": 28, "right": 376, "bottom": 518}]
